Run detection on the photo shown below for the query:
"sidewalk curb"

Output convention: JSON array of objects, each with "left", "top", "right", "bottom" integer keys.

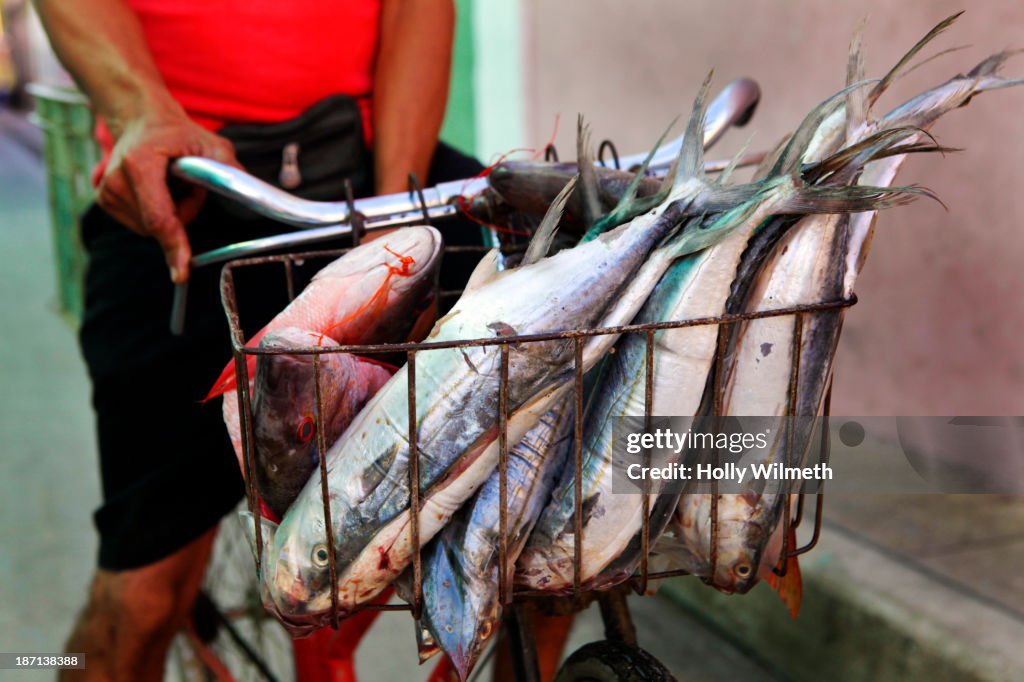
[{"left": 659, "top": 523, "right": 1024, "bottom": 682}]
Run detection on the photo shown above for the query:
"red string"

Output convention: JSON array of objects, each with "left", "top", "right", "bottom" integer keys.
[
  {"left": 533, "top": 112, "right": 562, "bottom": 161},
  {"left": 316, "top": 244, "right": 416, "bottom": 345},
  {"left": 456, "top": 147, "right": 537, "bottom": 237},
  {"left": 455, "top": 114, "right": 563, "bottom": 237}
]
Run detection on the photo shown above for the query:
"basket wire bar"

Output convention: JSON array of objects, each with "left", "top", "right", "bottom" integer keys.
[
  {"left": 637, "top": 330, "right": 656, "bottom": 595},
  {"left": 221, "top": 237, "right": 853, "bottom": 617},
  {"left": 313, "top": 353, "right": 341, "bottom": 628},
  {"left": 498, "top": 344, "right": 512, "bottom": 607},
  {"left": 406, "top": 351, "right": 423, "bottom": 620},
  {"left": 283, "top": 259, "right": 296, "bottom": 302},
  {"left": 572, "top": 338, "right": 585, "bottom": 594}
]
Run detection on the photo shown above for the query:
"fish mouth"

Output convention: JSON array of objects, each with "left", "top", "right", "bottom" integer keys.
[
  {"left": 704, "top": 577, "right": 739, "bottom": 595},
  {"left": 260, "top": 597, "right": 330, "bottom": 637}
]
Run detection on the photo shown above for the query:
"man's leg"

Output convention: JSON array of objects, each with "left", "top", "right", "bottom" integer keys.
[{"left": 61, "top": 527, "right": 216, "bottom": 682}]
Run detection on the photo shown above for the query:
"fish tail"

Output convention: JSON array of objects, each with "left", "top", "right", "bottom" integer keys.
[
  {"left": 575, "top": 115, "right": 603, "bottom": 232},
  {"left": 764, "top": 528, "right": 803, "bottom": 619},
  {"left": 698, "top": 183, "right": 763, "bottom": 212},
  {"left": 804, "top": 125, "right": 953, "bottom": 186},
  {"left": 581, "top": 117, "right": 678, "bottom": 241},
  {"left": 968, "top": 50, "right": 1024, "bottom": 93},
  {"left": 521, "top": 174, "right": 577, "bottom": 265},
  {"left": 846, "top": 17, "right": 869, "bottom": 137},
  {"left": 752, "top": 134, "right": 792, "bottom": 181},
  {"left": 771, "top": 80, "right": 877, "bottom": 178},
  {"left": 867, "top": 11, "right": 964, "bottom": 108},
  {"left": 781, "top": 182, "right": 941, "bottom": 214},
  {"left": 716, "top": 134, "right": 755, "bottom": 185},
  {"left": 671, "top": 69, "right": 715, "bottom": 191}
]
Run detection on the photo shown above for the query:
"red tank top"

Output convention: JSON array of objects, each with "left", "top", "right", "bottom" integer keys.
[{"left": 96, "top": 0, "right": 380, "bottom": 157}]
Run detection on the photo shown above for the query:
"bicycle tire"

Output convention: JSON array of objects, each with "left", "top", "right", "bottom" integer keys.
[
  {"left": 555, "top": 641, "right": 678, "bottom": 682},
  {"left": 166, "top": 505, "right": 295, "bottom": 682}
]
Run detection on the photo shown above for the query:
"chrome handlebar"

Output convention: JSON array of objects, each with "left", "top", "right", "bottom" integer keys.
[{"left": 168, "top": 78, "right": 761, "bottom": 333}]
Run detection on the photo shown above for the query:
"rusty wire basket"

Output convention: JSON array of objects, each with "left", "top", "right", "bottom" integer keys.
[{"left": 219, "top": 237, "right": 852, "bottom": 631}]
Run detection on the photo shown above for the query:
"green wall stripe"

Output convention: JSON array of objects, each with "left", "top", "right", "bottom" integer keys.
[{"left": 439, "top": 0, "right": 477, "bottom": 157}]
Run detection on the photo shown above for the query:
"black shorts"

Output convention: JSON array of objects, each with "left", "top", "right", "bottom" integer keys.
[{"left": 81, "top": 142, "right": 485, "bottom": 570}]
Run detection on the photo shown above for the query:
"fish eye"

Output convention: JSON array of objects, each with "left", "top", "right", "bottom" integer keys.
[
  {"left": 296, "top": 416, "right": 316, "bottom": 445},
  {"left": 312, "top": 544, "right": 330, "bottom": 568},
  {"left": 480, "top": 620, "right": 492, "bottom": 640},
  {"left": 734, "top": 562, "right": 752, "bottom": 578}
]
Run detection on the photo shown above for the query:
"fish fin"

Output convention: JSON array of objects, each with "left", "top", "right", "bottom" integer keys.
[
  {"left": 867, "top": 12, "right": 964, "bottom": 108},
  {"left": 415, "top": 619, "right": 441, "bottom": 664},
  {"left": 463, "top": 249, "right": 505, "bottom": 293},
  {"left": 804, "top": 125, "right": 946, "bottom": 186},
  {"left": 753, "top": 134, "right": 791, "bottom": 181},
  {"left": 968, "top": 50, "right": 1024, "bottom": 93},
  {"left": 521, "top": 175, "right": 577, "bottom": 266},
  {"left": 716, "top": 134, "right": 755, "bottom": 186},
  {"left": 699, "top": 182, "right": 763, "bottom": 212},
  {"left": 576, "top": 116, "right": 603, "bottom": 232},
  {"left": 846, "top": 17, "right": 869, "bottom": 138},
  {"left": 772, "top": 80, "right": 877, "bottom": 177},
  {"left": 204, "top": 327, "right": 270, "bottom": 402},
  {"left": 204, "top": 354, "right": 257, "bottom": 403},
  {"left": 901, "top": 44, "right": 973, "bottom": 79},
  {"left": 863, "top": 140, "right": 961, "bottom": 165},
  {"left": 583, "top": 117, "right": 679, "bottom": 240},
  {"left": 968, "top": 49, "right": 1024, "bottom": 78},
  {"left": 662, "top": 204, "right": 761, "bottom": 262},
  {"left": 674, "top": 70, "right": 714, "bottom": 189},
  {"left": 764, "top": 529, "right": 803, "bottom": 619},
  {"left": 238, "top": 510, "right": 278, "bottom": 567},
  {"left": 781, "top": 182, "right": 942, "bottom": 214},
  {"left": 405, "top": 296, "right": 439, "bottom": 344},
  {"left": 805, "top": 125, "right": 958, "bottom": 189}
]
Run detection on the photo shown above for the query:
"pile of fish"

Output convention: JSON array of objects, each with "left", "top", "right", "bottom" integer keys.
[{"left": 213, "top": 14, "right": 1021, "bottom": 681}]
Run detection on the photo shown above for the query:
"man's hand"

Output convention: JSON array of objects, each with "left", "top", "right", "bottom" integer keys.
[
  {"left": 99, "top": 106, "right": 238, "bottom": 283},
  {"left": 34, "top": 0, "right": 241, "bottom": 283}
]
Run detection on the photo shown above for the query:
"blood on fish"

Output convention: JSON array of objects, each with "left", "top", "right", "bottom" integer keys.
[
  {"left": 316, "top": 245, "right": 418, "bottom": 345},
  {"left": 377, "top": 546, "right": 391, "bottom": 571}
]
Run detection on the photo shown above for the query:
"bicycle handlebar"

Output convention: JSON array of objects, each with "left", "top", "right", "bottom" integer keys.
[{"left": 167, "top": 78, "right": 761, "bottom": 333}]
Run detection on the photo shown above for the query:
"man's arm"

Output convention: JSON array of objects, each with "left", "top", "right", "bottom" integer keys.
[
  {"left": 373, "top": 0, "right": 454, "bottom": 195},
  {"left": 34, "top": 0, "right": 237, "bottom": 283}
]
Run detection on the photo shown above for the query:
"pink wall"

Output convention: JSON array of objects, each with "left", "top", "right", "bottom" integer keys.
[{"left": 524, "top": 0, "right": 1024, "bottom": 415}]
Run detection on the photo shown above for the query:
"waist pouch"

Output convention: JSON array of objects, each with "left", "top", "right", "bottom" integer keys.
[{"left": 216, "top": 94, "right": 373, "bottom": 206}]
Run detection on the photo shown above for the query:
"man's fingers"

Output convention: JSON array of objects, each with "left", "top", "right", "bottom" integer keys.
[
  {"left": 207, "top": 136, "right": 242, "bottom": 169},
  {"left": 124, "top": 154, "right": 192, "bottom": 283},
  {"left": 97, "top": 169, "right": 144, "bottom": 232}
]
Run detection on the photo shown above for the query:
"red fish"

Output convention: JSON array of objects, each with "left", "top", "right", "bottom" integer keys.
[{"left": 206, "top": 226, "right": 442, "bottom": 402}]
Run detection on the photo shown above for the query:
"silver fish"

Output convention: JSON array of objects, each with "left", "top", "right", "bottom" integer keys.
[
  {"left": 414, "top": 398, "right": 572, "bottom": 681},
  {"left": 516, "top": 85, "right": 927, "bottom": 593},
  {"left": 249, "top": 77, "right": 757, "bottom": 626},
  {"left": 684, "top": 25, "right": 1021, "bottom": 595}
]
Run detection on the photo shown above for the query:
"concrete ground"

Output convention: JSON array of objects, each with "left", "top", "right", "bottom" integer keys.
[{"left": 0, "top": 119, "right": 780, "bottom": 681}]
